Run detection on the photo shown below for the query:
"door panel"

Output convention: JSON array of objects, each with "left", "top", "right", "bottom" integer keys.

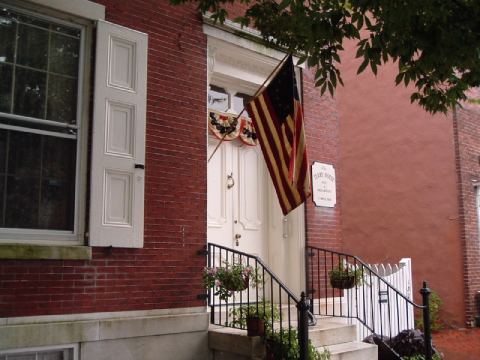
[
  {"left": 207, "top": 138, "right": 267, "bottom": 261},
  {"left": 207, "top": 137, "right": 233, "bottom": 250},
  {"left": 235, "top": 144, "right": 266, "bottom": 258}
]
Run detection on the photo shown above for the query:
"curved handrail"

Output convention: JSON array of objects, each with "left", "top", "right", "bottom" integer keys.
[
  {"left": 209, "top": 242, "right": 301, "bottom": 304},
  {"left": 306, "top": 245, "right": 434, "bottom": 360}
]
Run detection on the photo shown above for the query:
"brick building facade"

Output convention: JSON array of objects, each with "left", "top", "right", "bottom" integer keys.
[
  {"left": 453, "top": 96, "right": 480, "bottom": 326},
  {"left": 0, "top": 0, "right": 341, "bottom": 358},
  {"left": 339, "top": 40, "right": 480, "bottom": 328}
]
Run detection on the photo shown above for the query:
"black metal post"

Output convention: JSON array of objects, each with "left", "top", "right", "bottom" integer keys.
[
  {"left": 420, "top": 281, "right": 432, "bottom": 360},
  {"left": 297, "top": 292, "right": 310, "bottom": 360}
]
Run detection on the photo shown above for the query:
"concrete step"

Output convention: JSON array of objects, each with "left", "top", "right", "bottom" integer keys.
[
  {"left": 325, "top": 341, "right": 378, "bottom": 360},
  {"left": 267, "top": 317, "right": 356, "bottom": 347},
  {"left": 209, "top": 317, "right": 373, "bottom": 360},
  {"left": 308, "top": 317, "right": 357, "bottom": 347}
]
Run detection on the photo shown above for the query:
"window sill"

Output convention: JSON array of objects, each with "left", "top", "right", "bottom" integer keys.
[{"left": 0, "top": 243, "right": 92, "bottom": 260}]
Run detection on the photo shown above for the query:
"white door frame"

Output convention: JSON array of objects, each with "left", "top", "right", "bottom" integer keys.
[{"left": 205, "top": 30, "right": 307, "bottom": 295}]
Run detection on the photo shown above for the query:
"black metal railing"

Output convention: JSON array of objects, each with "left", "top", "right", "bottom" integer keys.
[
  {"left": 306, "top": 245, "right": 433, "bottom": 360},
  {"left": 205, "top": 243, "right": 310, "bottom": 359}
]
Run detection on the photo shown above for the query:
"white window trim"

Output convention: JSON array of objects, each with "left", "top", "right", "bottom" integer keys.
[
  {"left": 0, "top": 2, "right": 93, "bottom": 245},
  {"left": 19, "top": 0, "right": 104, "bottom": 20},
  {"left": 0, "top": 343, "right": 78, "bottom": 360}
]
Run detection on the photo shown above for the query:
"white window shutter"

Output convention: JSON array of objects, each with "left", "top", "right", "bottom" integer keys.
[{"left": 89, "top": 20, "right": 148, "bottom": 248}]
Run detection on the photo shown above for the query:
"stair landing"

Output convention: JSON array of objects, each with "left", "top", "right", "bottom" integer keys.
[{"left": 208, "top": 316, "right": 377, "bottom": 360}]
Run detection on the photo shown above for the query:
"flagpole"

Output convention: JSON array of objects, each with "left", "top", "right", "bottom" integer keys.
[{"left": 207, "top": 52, "right": 291, "bottom": 163}]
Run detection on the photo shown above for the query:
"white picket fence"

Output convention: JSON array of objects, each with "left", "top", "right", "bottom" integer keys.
[{"left": 344, "top": 258, "right": 414, "bottom": 341}]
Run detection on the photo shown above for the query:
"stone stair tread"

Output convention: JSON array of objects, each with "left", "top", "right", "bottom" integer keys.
[
  {"left": 325, "top": 341, "right": 376, "bottom": 354},
  {"left": 210, "top": 317, "right": 354, "bottom": 332}
]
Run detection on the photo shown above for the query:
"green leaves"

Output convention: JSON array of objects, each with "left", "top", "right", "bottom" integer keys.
[{"left": 171, "top": 0, "right": 480, "bottom": 113}]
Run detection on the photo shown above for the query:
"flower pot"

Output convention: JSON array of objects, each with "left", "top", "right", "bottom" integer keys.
[
  {"left": 224, "top": 276, "right": 249, "bottom": 292},
  {"left": 246, "top": 316, "right": 265, "bottom": 337},
  {"left": 330, "top": 275, "right": 356, "bottom": 289}
]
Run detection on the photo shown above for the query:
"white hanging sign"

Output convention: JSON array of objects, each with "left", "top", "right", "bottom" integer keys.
[{"left": 311, "top": 162, "right": 336, "bottom": 208}]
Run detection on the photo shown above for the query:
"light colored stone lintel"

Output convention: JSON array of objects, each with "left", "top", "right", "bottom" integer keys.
[{"left": 0, "top": 244, "right": 92, "bottom": 260}]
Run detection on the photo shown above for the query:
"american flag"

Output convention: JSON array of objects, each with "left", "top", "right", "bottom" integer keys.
[{"left": 246, "top": 55, "right": 311, "bottom": 215}]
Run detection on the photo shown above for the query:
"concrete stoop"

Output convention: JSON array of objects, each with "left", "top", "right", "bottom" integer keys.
[{"left": 208, "top": 317, "right": 378, "bottom": 360}]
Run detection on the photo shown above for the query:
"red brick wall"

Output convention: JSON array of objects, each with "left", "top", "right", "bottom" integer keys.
[
  {"left": 337, "top": 39, "right": 465, "bottom": 326},
  {"left": 303, "top": 71, "right": 342, "bottom": 252},
  {"left": 0, "top": 1, "right": 342, "bottom": 318},
  {"left": 453, "top": 104, "right": 480, "bottom": 325},
  {"left": 0, "top": 0, "right": 208, "bottom": 317}
]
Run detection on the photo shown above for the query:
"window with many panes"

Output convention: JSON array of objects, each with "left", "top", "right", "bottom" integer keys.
[
  {"left": 0, "top": 4, "right": 84, "bottom": 237},
  {"left": 208, "top": 85, "right": 251, "bottom": 114},
  {"left": 0, "top": 344, "right": 76, "bottom": 360}
]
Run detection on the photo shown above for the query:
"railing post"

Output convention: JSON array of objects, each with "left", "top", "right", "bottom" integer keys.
[
  {"left": 420, "top": 281, "right": 432, "bottom": 360},
  {"left": 297, "top": 292, "right": 310, "bottom": 360}
]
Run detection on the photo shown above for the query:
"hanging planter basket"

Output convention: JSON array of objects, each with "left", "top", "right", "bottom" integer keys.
[
  {"left": 223, "top": 276, "right": 249, "bottom": 292},
  {"left": 330, "top": 275, "right": 356, "bottom": 290}
]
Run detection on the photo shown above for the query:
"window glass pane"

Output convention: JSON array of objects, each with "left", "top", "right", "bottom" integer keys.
[
  {"left": 0, "top": 6, "right": 81, "bottom": 233},
  {"left": 49, "top": 33, "right": 80, "bottom": 77},
  {"left": 7, "top": 131, "right": 41, "bottom": 177},
  {"left": 51, "top": 23, "right": 80, "bottom": 38},
  {"left": 5, "top": 175, "right": 39, "bottom": 228},
  {"left": 0, "top": 63, "right": 12, "bottom": 113},
  {"left": 47, "top": 74, "right": 77, "bottom": 124},
  {"left": 208, "top": 85, "right": 229, "bottom": 113},
  {"left": 6, "top": 355, "right": 36, "bottom": 360},
  {"left": 0, "top": 11, "right": 16, "bottom": 63},
  {"left": 17, "top": 13, "right": 50, "bottom": 30},
  {"left": 17, "top": 24, "right": 49, "bottom": 70},
  {"left": 14, "top": 67, "right": 47, "bottom": 118},
  {"left": 0, "top": 130, "right": 6, "bottom": 173},
  {"left": 40, "top": 137, "right": 76, "bottom": 230},
  {"left": 232, "top": 92, "right": 251, "bottom": 115},
  {"left": 38, "top": 351, "right": 65, "bottom": 360},
  {"left": 1, "top": 130, "right": 75, "bottom": 230}
]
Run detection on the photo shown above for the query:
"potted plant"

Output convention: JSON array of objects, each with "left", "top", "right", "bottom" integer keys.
[
  {"left": 328, "top": 263, "right": 363, "bottom": 289},
  {"left": 265, "top": 328, "right": 330, "bottom": 360},
  {"left": 203, "top": 261, "right": 260, "bottom": 301},
  {"left": 229, "top": 301, "right": 280, "bottom": 336}
]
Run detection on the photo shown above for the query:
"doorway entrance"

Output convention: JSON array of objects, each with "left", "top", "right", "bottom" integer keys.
[{"left": 207, "top": 136, "right": 268, "bottom": 260}]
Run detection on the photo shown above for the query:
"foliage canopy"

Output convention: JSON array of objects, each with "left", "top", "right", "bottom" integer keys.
[{"left": 171, "top": 0, "right": 480, "bottom": 114}]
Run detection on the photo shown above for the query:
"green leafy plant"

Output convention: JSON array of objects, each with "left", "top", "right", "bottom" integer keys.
[
  {"left": 403, "top": 354, "right": 443, "bottom": 360},
  {"left": 328, "top": 263, "right": 363, "bottom": 289},
  {"left": 171, "top": 0, "right": 480, "bottom": 114},
  {"left": 203, "top": 261, "right": 261, "bottom": 301},
  {"left": 265, "top": 328, "right": 331, "bottom": 360},
  {"left": 229, "top": 301, "right": 280, "bottom": 330},
  {"left": 416, "top": 291, "right": 443, "bottom": 332}
]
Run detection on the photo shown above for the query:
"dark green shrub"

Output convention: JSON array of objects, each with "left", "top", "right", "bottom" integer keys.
[
  {"left": 265, "top": 328, "right": 330, "bottom": 360},
  {"left": 416, "top": 291, "right": 443, "bottom": 331}
]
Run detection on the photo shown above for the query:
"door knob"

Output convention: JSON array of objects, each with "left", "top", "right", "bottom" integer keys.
[
  {"left": 227, "top": 173, "right": 235, "bottom": 189},
  {"left": 235, "top": 233, "right": 241, "bottom": 246}
]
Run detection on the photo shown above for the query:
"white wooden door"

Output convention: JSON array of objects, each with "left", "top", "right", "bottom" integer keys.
[{"left": 207, "top": 137, "right": 267, "bottom": 260}]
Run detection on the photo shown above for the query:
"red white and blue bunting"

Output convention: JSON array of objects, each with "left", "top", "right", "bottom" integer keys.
[{"left": 208, "top": 109, "right": 259, "bottom": 146}]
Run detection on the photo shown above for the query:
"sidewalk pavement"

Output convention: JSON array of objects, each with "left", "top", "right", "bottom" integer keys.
[{"left": 433, "top": 328, "right": 480, "bottom": 360}]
